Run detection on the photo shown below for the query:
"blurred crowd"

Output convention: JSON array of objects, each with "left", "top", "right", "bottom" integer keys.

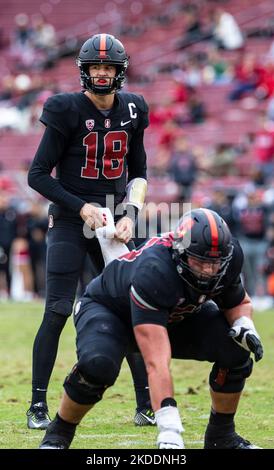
[
  {"left": 1, "top": 2, "right": 274, "bottom": 133},
  {"left": 1, "top": 174, "right": 274, "bottom": 306},
  {"left": 1, "top": 0, "right": 274, "bottom": 306}
]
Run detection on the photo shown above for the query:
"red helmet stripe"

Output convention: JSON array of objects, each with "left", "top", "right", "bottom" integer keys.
[
  {"left": 201, "top": 208, "right": 219, "bottom": 252},
  {"left": 99, "top": 34, "right": 107, "bottom": 58}
]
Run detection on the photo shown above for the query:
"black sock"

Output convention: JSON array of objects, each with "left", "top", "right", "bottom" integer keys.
[
  {"left": 46, "top": 413, "right": 77, "bottom": 438},
  {"left": 209, "top": 409, "right": 235, "bottom": 426},
  {"left": 135, "top": 391, "right": 151, "bottom": 412},
  {"left": 45, "top": 413, "right": 77, "bottom": 447},
  {"left": 161, "top": 397, "right": 177, "bottom": 408},
  {"left": 31, "top": 388, "right": 47, "bottom": 406},
  {"left": 126, "top": 352, "right": 151, "bottom": 411},
  {"left": 31, "top": 314, "right": 67, "bottom": 407},
  {"left": 55, "top": 413, "right": 79, "bottom": 430}
]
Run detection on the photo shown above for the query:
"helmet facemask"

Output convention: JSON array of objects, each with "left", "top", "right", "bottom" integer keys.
[
  {"left": 78, "top": 62, "right": 128, "bottom": 95},
  {"left": 174, "top": 244, "right": 234, "bottom": 293}
]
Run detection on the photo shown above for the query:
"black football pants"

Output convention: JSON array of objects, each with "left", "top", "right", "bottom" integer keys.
[
  {"left": 31, "top": 216, "right": 149, "bottom": 409},
  {"left": 69, "top": 300, "right": 250, "bottom": 403}
]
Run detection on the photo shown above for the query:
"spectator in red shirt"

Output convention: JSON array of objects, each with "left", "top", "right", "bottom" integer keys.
[{"left": 229, "top": 53, "right": 264, "bottom": 101}]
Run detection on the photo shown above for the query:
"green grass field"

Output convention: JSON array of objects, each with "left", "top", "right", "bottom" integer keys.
[{"left": 0, "top": 301, "right": 273, "bottom": 449}]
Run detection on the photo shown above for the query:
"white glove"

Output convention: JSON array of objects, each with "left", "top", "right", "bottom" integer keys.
[
  {"left": 228, "top": 316, "right": 263, "bottom": 362},
  {"left": 155, "top": 406, "right": 185, "bottom": 449}
]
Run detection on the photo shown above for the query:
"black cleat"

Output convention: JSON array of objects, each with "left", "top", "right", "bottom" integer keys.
[
  {"left": 204, "top": 423, "right": 261, "bottom": 449},
  {"left": 27, "top": 402, "right": 51, "bottom": 430},
  {"left": 40, "top": 437, "right": 69, "bottom": 449},
  {"left": 39, "top": 417, "right": 75, "bottom": 449},
  {"left": 134, "top": 407, "right": 156, "bottom": 426}
]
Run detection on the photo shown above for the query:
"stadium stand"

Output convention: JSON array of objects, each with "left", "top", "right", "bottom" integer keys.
[{"left": 1, "top": 0, "right": 274, "bottom": 301}]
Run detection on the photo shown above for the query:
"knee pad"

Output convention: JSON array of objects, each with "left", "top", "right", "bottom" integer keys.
[
  {"left": 78, "top": 353, "right": 120, "bottom": 386},
  {"left": 209, "top": 358, "right": 253, "bottom": 393},
  {"left": 64, "top": 354, "right": 120, "bottom": 405}
]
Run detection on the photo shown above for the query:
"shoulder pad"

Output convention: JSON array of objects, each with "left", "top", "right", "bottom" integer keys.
[
  {"left": 119, "top": 92, "right": 149, "bottom": 113},
  {"left": 44, "top": 93, "right": 72, "bottom": 113},
  {"left": 133, "top": 253, "right": 177, "bottom": 309},
  {"left": 225, "top": 237, "right": 244, "bottom": 276},
  {"left": 41, "top": 93, "right": 77, "bottom": 137},
  {"left": 40, "top": 93, "right": 80, "bottom": 136},
  {"left": 232, "top": 238, "right": 244, "bottom": 262}
]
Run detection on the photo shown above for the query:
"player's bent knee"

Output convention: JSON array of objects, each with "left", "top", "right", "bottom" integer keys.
[
  {"left": 63, "top": 355, "right": 120, "bottom": 405},
  {"left": 209, "top": 358, "right": 253, "bottom": 393},
  {"left": 79, "top": 353, "right": 120, "bottom": 386},
  {"left": 63, "top": 366, "right": 106, "bottom": 405}
]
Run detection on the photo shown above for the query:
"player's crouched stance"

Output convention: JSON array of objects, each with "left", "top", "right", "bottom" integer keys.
[{"left": 39, "top": 209, "right": 263, "bottom": 449}]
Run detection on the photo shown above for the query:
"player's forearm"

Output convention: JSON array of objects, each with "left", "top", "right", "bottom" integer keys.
[
  {"left": 127, "top": 130, "right": 147, "bottom": 182},
  {"left": 28, "top": 169, "right": 85, "bottom": 213},
  {"left": 224, "top": 292, "right": 253, "bottom": 325},
  {"left": 133, "top": 323, "right": 173, "bottom": 410},
  {"left": 147, "top": 366, "right": 174, "bottom": 411}
]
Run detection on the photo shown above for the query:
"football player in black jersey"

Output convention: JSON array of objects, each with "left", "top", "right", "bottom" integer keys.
[
  {"left": 26, "top": 33, "right": 154, "bottom": 429},
  {"left": 39, "top": 208, "right": 263, "bottom": 449}
]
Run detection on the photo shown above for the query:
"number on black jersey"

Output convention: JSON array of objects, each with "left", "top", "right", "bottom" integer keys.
[{"left": 81, "top": 131, "right": 128, "bottom": 179}]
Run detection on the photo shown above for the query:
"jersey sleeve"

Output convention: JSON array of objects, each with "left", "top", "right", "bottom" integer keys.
[
  {"left": 126, "top": 129, "right": 147, "bottom": 181},
  {"left": 135, "top": 94, "right": 149, "bottom": 131},
  {"left": 126, "top": 94, "right": 149, "bottom": 181},
  {"left": 214, "top": 239, "right": 246, "bottom": 309},
  {"left": 40, "top": 93, "right": 78, "bottom": 138},
  {"left": 215, "top": 275, "right": 246, "bottom": 310},
  {"left": 130, "top": 257, "right": 175, "bottom": 327},
  {"left": 28, "top": 125, "right": 86, "bottom": 213}
]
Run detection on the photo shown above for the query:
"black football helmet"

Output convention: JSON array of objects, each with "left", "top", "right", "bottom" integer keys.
[
  {"left": 172, "top": 208, "right": 233, "bottom": 293},
  {"left": 77, "top": 33, "right": 129, "bottom": 95}
]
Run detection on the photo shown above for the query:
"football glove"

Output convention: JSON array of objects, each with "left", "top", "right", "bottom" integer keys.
[{"left": 228, "top": 316, "right": 263, "bottom": 362}]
